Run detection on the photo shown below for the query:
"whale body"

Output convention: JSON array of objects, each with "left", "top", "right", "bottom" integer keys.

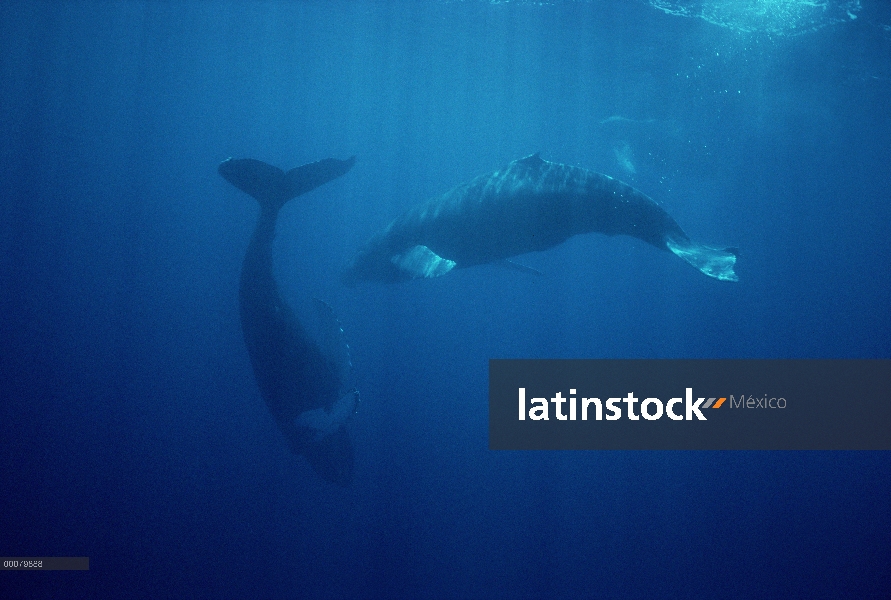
[
  {"left": 219, "top": 155, "right": 358, "bottom": 485},
  {"left": 343, "top": 154, "right": 738, "bottom": 284}
]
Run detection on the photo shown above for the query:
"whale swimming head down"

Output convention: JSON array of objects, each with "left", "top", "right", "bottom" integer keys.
[
  {"left": 219, "top": 156, "right": 359, "bottom": 485},
  {"left": 343, "top": 154, "right": 738, "bottom": 285}
]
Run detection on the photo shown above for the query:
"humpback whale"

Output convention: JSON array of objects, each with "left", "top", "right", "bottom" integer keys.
[
  {"left": 343, "top": 154, "right": 738, "bottom": 284},
  {"left": 219, "top": 155, "right": 358, "bottom": 485}
]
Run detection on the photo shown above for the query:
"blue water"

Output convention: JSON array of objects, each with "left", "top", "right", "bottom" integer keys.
[{"left": 2, "top": 1, "right": 889, "bottom": 598}]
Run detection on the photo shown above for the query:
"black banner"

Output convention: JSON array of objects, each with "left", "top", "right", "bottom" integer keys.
[
  {"left": 1, "top": 557, "right": 89, "bottom": 570},
  {"left": 489, "top": 360, "right": 891, "bottom": 450}
]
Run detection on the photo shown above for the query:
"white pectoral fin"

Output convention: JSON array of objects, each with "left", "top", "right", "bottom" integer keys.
[
  {"left": 296, "top": 389, "right": 360, "bottom": 442},
  {"left": 666, "top": 236, "right": 739, "bottom": 282},
  {"left": 391, "top": 245, "right": 457, "bottom": 279}
]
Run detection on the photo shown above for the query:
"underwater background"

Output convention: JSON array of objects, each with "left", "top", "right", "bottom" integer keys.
[{"left": 2, "top": 1, "right": 889, "bottom": 598}]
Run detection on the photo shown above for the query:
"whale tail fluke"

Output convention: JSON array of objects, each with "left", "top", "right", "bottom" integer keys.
[
  {"left": 218, "top": 156, "right": 356, "bottom": 212},
  {"left": 665, "top": 236, "right": 739, "bottom": 282}
]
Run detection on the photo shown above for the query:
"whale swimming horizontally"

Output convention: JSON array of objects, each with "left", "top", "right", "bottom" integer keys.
[
  {"left": 343, "top": 154, "right": 738, "bottom": 284},
  {"left": 219, "top": 155, "right": 359, "bottom": 485}
]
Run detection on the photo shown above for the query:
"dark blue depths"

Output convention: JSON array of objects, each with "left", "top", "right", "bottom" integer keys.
[{"left": 1, "top": 1, "right": 889, "bottom": 598}]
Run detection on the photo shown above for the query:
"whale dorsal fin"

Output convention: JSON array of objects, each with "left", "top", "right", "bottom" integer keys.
[
  {"left": 516, "top": 152, "right": 543, "bottom": 165},
  {"left": 514, "top": 153, "right": 546, "bottom": 175}
]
